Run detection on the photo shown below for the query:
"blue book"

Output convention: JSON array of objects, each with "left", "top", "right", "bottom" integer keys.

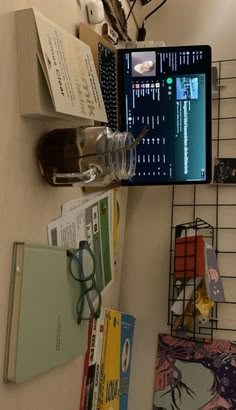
[{"left": 119, "top": 313, "right": 135, "bottom": 410}]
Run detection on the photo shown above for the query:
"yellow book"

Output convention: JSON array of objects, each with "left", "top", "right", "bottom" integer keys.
[
  {"left": 98, "top": 309, "right": 121, "bottom": 410},
  {"left": 113, "top": 189, "right": 119, "bottom": 278},
  {"left": 98, "top": 309, "right": 110, "bottom": 410}
]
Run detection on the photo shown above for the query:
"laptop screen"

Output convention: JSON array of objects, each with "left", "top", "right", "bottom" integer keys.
[{"left": 118, "top": 45, "right": 212, "bottom": 185}]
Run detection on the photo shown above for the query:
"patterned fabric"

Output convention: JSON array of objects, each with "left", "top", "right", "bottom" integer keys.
[{"left": 153, "top": 334, "right": 236, "bottom": 410}]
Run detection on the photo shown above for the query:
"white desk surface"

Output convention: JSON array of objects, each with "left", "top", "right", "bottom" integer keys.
[{"left": 0, "top": 1, "right": 135, "bottom": 409}]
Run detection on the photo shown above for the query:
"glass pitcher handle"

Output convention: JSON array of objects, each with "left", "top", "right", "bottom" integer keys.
[{"left": 52, "top": 165, "right": 97, "bottom": 185}]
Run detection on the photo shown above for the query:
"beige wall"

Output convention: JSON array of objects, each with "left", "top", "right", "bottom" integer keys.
[
  {"left": 120, "top": 1, "right": 236, "bottom": 409},
  {"left": 119, "top": 186, "right": 171, "bottom": 409},
  {"left": 145, "top": 0, "right": 235, "bottom": 60}
]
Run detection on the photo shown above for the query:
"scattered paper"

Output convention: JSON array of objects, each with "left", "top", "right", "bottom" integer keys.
[
  {"left": 61, "top": 191, "right": 105, "bottom": 215},
  {"left": 48, "top": 190, "right": 114, "bottom": 294}
]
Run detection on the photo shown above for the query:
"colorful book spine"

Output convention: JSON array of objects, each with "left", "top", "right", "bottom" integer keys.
[
  {"left": 92, "top": 308, "right": 106, "bottom": 410},
  {"left": 85, "top": 319, "right": 99, "bottom": 410},
  {"left": 119, "top": 313, "right": 135, "bottom": 410},
  {"left": 98, "top": 309, "right": 110, "bottom": 410},
  {"left": 100, "top": 309, "right": 121, "bottom": 410},
  {"left": 98, "top": 309, "right": 135, "bottom": 410},
  {"left": 80, "top": 319, "right": 94, "bottom": 410}
]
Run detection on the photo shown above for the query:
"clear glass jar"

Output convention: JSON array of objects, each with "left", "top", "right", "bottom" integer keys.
[{"left": 37, "top": 127, "right": 137, "bottom": 187}]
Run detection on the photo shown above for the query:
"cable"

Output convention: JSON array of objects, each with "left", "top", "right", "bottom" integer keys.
[
  {"left": 126, "top": 0, "right": 138, "bottom": 21},
  {"left": 137, "top": 0, "right": 167, "bottom": 41},
  {"left": 143, "top": 0, "right": 167, "bottom": 26}
]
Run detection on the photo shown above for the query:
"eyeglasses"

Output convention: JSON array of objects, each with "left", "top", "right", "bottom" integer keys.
[{"left": 67, "top": 240, "right": 102, "bottom": 324}]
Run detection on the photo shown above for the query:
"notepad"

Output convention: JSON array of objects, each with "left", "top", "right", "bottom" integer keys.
[{"left": 4, "top": 242, "right": 89, "bottom": 383}]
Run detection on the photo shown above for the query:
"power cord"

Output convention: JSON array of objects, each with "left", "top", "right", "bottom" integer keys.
[
  {"left": 137, "top": 0, "right": 167, "bottom": 41},
  {"left": 126, "top": 0, "right": 138, "bottom": 21}
]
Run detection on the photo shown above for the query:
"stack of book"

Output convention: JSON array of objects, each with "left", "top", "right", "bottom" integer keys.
[
  {"left": 80, "top": 308, "right": 135, "bottom": 410},
  {"left": 15, "top": 8, "right": 107, "bottom": 126}
]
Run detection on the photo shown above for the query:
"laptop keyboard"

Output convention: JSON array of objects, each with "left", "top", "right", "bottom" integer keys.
[{"left": 98, "top": 43, "right": 118, "bottom": 131}]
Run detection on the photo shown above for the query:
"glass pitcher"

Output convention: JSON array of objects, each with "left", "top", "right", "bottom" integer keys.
[{"left": 37, "top": 126, "right": 148, "bottom": 187}]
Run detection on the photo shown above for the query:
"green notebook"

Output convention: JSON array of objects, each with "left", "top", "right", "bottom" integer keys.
[{"left": 4, "top": 242, "right": 89, "bottom": 383}]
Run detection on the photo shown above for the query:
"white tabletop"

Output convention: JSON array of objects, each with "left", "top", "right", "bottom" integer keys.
[{"left": 0, "top": 1, "right": 134, "bottom": 408}]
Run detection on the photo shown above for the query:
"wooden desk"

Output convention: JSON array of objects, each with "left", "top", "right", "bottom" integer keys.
[{"left": 0, "top": 2, "right": 134, "bottom": 409}]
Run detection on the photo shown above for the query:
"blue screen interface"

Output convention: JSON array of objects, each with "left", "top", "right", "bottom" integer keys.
[{"left": 120, "top": 47, "right": 211, "bottom": 185}]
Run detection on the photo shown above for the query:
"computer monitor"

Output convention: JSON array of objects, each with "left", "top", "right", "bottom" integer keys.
[{"left": 118, "top": 45, "right": 212, "bottom": 185}]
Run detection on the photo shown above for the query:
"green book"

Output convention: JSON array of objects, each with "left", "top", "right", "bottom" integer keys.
[{"left": 4, "top": 242, "right": 89, "bottom": 383}]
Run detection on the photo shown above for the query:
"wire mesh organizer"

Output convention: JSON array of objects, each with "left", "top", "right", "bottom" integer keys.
[
  {"left": 168, "top": 217, "right": 216, "bottom": 342},
  {"left": 168, "top": 57, "right": 236, "bottom": 342}
]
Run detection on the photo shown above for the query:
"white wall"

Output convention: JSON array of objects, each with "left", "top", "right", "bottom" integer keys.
[{"left": 120, "top": 2, "right": 236, "bottom": 409}]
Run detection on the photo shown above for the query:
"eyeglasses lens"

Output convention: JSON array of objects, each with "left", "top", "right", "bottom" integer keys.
[
  {"left": 71, "top": 248, "right": 94, "bottom": 280},
  {"left": 78, "top": 288, "right": 101, "bottom": 320}
]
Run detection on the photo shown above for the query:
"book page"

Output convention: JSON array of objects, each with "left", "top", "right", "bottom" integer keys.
[
  {"left": 36, "top": 46, "right": 55, "bottom": 103},
  {"left": 33, "top": 9, "right": 107, "bottom": 122}
]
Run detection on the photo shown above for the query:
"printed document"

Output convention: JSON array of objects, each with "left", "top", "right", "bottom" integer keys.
[{"left": 48, "top": 191, "right": 114, "bottom": 293}]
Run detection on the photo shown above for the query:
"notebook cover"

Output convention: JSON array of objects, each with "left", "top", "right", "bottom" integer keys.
[
  {"left": 4, "top": 242, "right": 88, "bottom": 383},
  {"left": 99, "top": 309, "right": 121, "bottom": 410}
]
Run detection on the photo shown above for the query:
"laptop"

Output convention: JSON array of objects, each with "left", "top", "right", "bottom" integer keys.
[{"left": 79, "top": 23, "right": 212, "bottom": 185}]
